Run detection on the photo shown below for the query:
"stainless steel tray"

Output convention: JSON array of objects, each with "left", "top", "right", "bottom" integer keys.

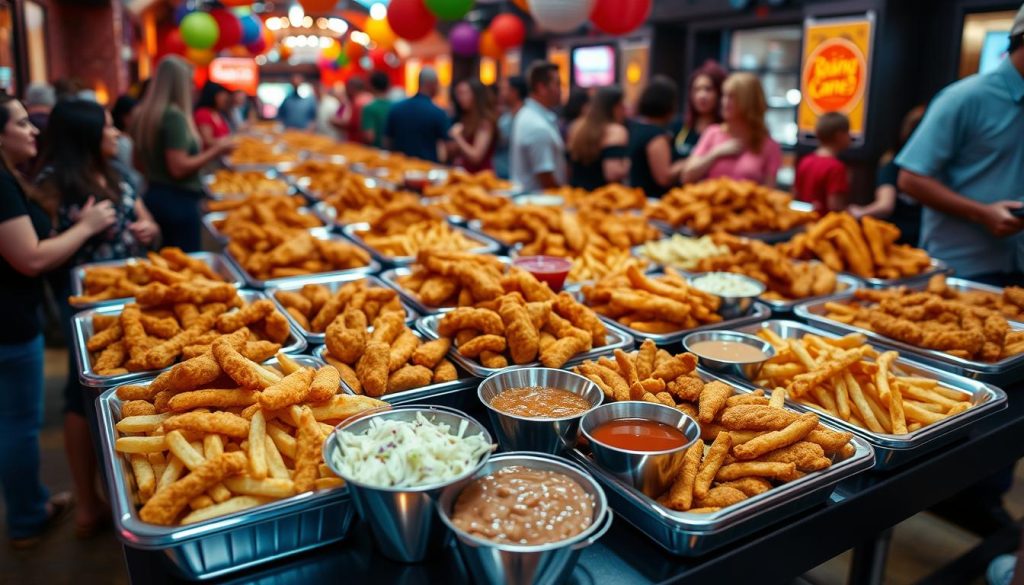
[
  {"left": 312, "top": 336, "right": 478, "bottom": 405},
  {"left": 340, "top": 221, "right": 502, "bottom": 267},
  {"left": 728, "top": 320, "right": 1008, "bottom": 469},
  {"left": 564, "top": 370, "right": 874, "bottom": 557},
  {"left": 97, "top": 356, "right": 355, "bottom": 581},
  {"left": 844, "top": 257, "right": 952, "bottom": 289},
  {"left": 589, "top": 303, "right": 772, "bottom": 347},
  {"left": 755, "top": 273, "right": 861, "bottom": 314},
  {"left": 415, "top": 313, "right": 635, "bottom": 378},
  {"left": 70, "top": 252, "right": 245, "bottom": 310},
  {"left": 73, "top": 290, "right": 307, "bottom": 389},
  {"left": 377, "top": 257, "right": 513, "bottom": 316},
  {"left": 201, "top": 169, "right": 297, "bottom": 201},
  {"left": 794, "top": 288, "right": 1024, "bottom": 384},
  {"left": 266, "top": 273, "right": 418, "bottom": 345},
  {"left": 202, "top": 208, "right": 324, "bottom": 244},
  {"left": 224, "top": 229, "right": 381, "bottom": 290}
]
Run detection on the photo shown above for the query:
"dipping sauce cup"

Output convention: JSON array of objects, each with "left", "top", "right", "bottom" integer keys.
[
  {"left": 512, "top": 255, "right": 573, "bottom": 292},
  {"left": 683, "top": 330, "right": 776, "bottom": 380}
]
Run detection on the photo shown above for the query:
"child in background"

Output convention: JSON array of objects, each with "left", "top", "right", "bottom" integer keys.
[{"left": 794, "top": 112, "right": 852, "bottom": 213}]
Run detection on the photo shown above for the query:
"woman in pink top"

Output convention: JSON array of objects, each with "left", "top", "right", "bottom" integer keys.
[{"left": 682, "top": 72, "right": 782, "bottom": 187}]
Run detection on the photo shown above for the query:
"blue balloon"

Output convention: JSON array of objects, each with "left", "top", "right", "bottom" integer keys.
[
  {"left": 173, "top": 2, "right": 195, "bottom": 26},
  {"left": 239, "top": 14, "right": 261, "bottom": 44}
]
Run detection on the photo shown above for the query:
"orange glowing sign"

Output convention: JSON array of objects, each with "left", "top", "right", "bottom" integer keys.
[
  {"left": 799, "top": 15, "right": 874, "bottom": 138},
  {"left": 209, "top": 58, "right": 259, "bottom": 95}
]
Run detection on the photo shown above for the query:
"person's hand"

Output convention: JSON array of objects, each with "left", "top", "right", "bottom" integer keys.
[
  {"left": 213, "top": 137, "right": 236, "bottom": 156},
  {"left": 848, "top": 204, "right": 865, "bottom": 219},
  {"left": 128, "top": 219, "right": 160, "bottom": 246},
  {"left": 449, "top": 123, "right": 464, "bottom": 140},
  {"left": 712, "top": 139, "right": 744, "bottom": 159},
  {"left": 979, "top": 201, "right": 1024, "bottom": 237},
  {"left": 77, "top": 197, "right": 117, "bottom": 235}
]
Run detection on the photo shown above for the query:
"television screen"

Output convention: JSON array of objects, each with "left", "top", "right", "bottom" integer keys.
[
  {"left": 573, "top": 45, "right": 616, "bottom": 88},
  {"left": 978, "top": 30, "right": 1009, "bottom": 74}
]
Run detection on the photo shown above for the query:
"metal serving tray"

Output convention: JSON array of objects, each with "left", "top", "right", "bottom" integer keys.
[
  {"left": 728, "top": 320, "right": 1008, "bottom": 469},
  {"left": 377, "top": 257, "right": 514, "bottom": 316},
  {"left": 73, "top": 290, "right": 307, "bottom": 389},
  {"left": 201, "top": 169, "right": 296, "bottom": 201},
  {"left": 415, "top": 313, "right": 635, "bottom": 378},
  {"left": 312, "top": 336, "right": 478, "bottom": 406},
  {"left": 794, "top": 288, "right": 1024, "bottom": 384},
  {"left": 97, "top": 356, "right": 356, "bottom": 581},
  {"left": 202, "top": 208, "right": 324, "bottom": 244},
  {"left": 565, "top": 370, "right": 874, "bottom": 557},
  {"left": 588, "top": 303, "right": 772, "bottom": 347},
  {"left": 266, "top": 273, "right": 418, "bottom": 345},
  {"left": 755, "top": 273, "right": 861, "bottom": 314},
  {"left": 70, "top": 252, "right": 245, "bottom": 310},
  {"left": 223, "top": 229, "right": 381, "bottom": 290},
  {"left": 845, "top": 257, "right": 952, "bottom": 289},
  {"left": 340, "top": 222, "right": 502, "bottom": 267}
]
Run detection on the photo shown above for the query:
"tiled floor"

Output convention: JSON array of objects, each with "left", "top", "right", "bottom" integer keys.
[{"left": 0, "top": 347, "right": 1017, "bottom": 585}]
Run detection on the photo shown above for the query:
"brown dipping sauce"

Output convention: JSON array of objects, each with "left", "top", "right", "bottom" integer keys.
[
  {"left": 689, "top": 340, "right": 768, "bottom": 362},
  {"left": 489, "top": 386, "right": 592, "bottom": 418},
  {"left": 451, "top": 466, "right": 594, "bottom": 545}
]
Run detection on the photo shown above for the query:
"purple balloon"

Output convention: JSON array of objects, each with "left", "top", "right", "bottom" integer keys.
[{"left": 450, "top": 22, "right": 479, "bottom": 57}]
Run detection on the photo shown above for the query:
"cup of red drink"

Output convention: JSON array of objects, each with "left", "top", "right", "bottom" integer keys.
[{"left": 512, "top": 255, "right": 573, "bottom": 292}]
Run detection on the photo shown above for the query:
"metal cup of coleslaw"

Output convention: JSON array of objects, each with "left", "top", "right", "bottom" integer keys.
[
  {"left": 688, "top": 272, "right": 766, "bottom": 319},
  {"left": 323, "top": 405, "right": 494, "bottom": 563}
]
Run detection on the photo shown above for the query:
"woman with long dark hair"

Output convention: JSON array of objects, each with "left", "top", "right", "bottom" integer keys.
[
  {"left": 628, "top": 75, "right": 681, "bottom": 198},
  {"left": 566, "top": 85, "right": 629, "bottom": 190},
  {"left": 194, "top": 81, "right": 233, "bottom": 150},
  {"left": 34, "top": 99, "right": 158, "bottom": 537},
  {"left": 449, "top": 79, "right": 498, "bottom": 172},
  {"left": 672, "top": 60, "right": 727, "bottom": 161},
  {"left": 0, "top": 93, "right": 115, "bottom": 547},
  {"left": 131, "top": 56, "right": 234, "bottom": 251}
]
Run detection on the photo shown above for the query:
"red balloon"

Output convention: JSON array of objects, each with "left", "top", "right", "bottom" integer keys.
[
  {"left": 211, "top": 9, "right": 243, "bottom": 51},
  {"left": 299, "top": 0, "right": 337, "bottom": 13},
  {"left": 589, "top": 0, "right": 650, "bottom": 35},
  {"left": 387, "top": 0, "right": 436, "bottom": 41},
  {"left": 161, "top": 28, "right": 187, "bottom": 56},
  {"left": 344, "top": 40, "right": 366, "bottom": 62},
  {"left": 220, "top": 0, "right": 254, "bottom": 6},
  {"left": 489, "top": 13, "right": 525, "bottom": 49}
]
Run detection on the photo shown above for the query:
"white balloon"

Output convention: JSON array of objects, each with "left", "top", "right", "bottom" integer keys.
[{"left": 527, "top": 0, "right": 595, "bottom": 33}]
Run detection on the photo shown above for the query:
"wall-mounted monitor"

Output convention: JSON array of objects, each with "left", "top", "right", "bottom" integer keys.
[{"left": 572, "top": 45, "right": 616, "bottom": 88}]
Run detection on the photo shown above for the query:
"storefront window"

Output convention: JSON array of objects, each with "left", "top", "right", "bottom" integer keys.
[
  {"left": 25, "top": 1, "right": 47, "bottom": 83},
  {"left": 0, "top": 2, "right": 15, "bottom": 93}
]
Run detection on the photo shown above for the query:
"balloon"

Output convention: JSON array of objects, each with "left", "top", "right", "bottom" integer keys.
[
  {"left": 173, "top": 2, "right": 195, "bottom": 26},
  {"left": 299, "top": 0, "right": 337, "bottom": 13},
  {"left": 387, "top": 0, "right": 436, "bottom": 41},
  {"left": 489, "top": 13, "right": 525, "bottom": 48},
  {"left": 337, "top": 51, "right": 350, "bottom": 68},
  {"left": 478, "top": 30, "right": 503, "bottom": 60},
  {"left": 211, "top": 9, "right": 242, "bottom": 50},
  {"left": 239, "top": 14, "right": 262, "bottom": 45},
  {"left": 512, "top": 0, "right": 530, "bottom": 12},
  {"left": 180, "top": 12, "right": 219, "bottom": 50},
  {"left": 161, "top": 28, "right": 187, "bottom": 56},
  {"left": 345, "top": 40, "right": 366, "bottom": 62},
  {"left": 449, "top": 22, "right": 479, "bottom": 57},
  {"left": 589, "top": 0, "right": 649, "bottom": 35},
  {"left": 221, "top": 0, "right": 254, "bottom": 6},
  {"left": 424, "top": 0, "right": 474, "bottom": 21},
  {"left": 369, "top": 48, "right": 389, "bottom": 70},
  {"left": 322, "top": 39, "right": 341, "bottom": 59},
  {"left": 526, "top": 0, "right": 593, "bottom": 33},
  {"left": 246, "top": 38, "right": 266, "bottom": 55},
  {"left": 365, "top": 17, "right": 396, "bottom": 51},
  {"left": 185, "top": 47, "right": 215, "bottom": 66}
]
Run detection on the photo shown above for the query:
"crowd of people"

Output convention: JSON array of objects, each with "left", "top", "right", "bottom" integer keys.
[{"left": 0, "top": 7, "right": 1020, "bottom": 559}]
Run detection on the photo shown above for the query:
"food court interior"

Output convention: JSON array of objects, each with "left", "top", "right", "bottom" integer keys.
[{"left": 1, "top": 0, "right": 1023, "bottom": 583}]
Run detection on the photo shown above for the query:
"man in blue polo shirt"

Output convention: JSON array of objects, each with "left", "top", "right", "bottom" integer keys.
[
  {"left": 896, "top": 6, "right": 1024, "bottom": 285},
  {"left": 384, "top": 68, "right": 449, "bottom": 163}
]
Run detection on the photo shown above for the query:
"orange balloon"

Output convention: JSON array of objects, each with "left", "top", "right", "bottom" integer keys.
[
  {"left": 185, "top": 47, "right": 216, "bottom": 66},
  {"left": 479, "top": 30, "right": 503, "bottom": 60},
  {"left": 365, "top": 16, "right": 396, "bottom": 51},
  {"left": 299, "top": 0, "right": 338, "bottom": 13},
  {"left": 513, "top": 0, "right": 530, "bottom": 12}
]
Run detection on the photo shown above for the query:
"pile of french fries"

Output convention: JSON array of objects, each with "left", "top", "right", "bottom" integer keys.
[
  {"left": 207, "top": 169, "right": 290, "bottom": 198},
  {"left": 112, "top": 342, "right": 386, "bottom": 526},
  {"left": 71, "top": 247, "right": 227, "bottom": 306},
  {"left": 754, "top": 330, "right": 973, "bottom": 435},
  {"left": 573, "top": 342, "right": 855, "bottom": 513}
]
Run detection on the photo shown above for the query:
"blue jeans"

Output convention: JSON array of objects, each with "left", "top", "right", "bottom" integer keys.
[{"left": 0, "top": 334, "right": 50, "bottom": 538}]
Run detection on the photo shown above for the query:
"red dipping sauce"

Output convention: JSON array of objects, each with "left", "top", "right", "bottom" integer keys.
[
  {"left": 513, "top": 255, "right": 573, "bottom": 292},
  {"left": 589, "top": 418, "right": 688, "bottom": 451}
]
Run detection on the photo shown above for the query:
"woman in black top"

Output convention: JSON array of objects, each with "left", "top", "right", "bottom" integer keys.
[
  {"left": 34, "top": 99, "right": 158, "bottom": 538},
  {"left": 0, "top": 93, "right": 115, "bottom": 547},
  {"left": 670, "top": 60, "right": 726, "bottom": 161},
  {"left": 566, "top": 86, "right": 629, "bottom": 190},
  {"left": 629, "top": 76, "right": 682, "bottom": 198}
]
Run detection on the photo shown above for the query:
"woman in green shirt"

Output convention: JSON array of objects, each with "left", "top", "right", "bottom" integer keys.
[{"left": 130, "top": 56, "right": 233, "bottom": 251}]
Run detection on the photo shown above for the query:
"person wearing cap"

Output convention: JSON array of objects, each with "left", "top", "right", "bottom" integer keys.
[
  {"left": 895, "top": 4, "right": 1024, "bottom": 286},
  {"left": 23, "top": 83, "right": 55, "bottom": 134}
]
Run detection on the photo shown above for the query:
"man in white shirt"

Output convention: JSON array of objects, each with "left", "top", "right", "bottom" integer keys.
[
  {"left": 315, "top": 82, "right": 341, "bottom": 139},
  {"left": 510, "top": 62, "right": 566, "bottom": 192}
]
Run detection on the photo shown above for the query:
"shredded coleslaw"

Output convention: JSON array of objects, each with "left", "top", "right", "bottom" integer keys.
[{"left": 332, "top": 413, "right": 493, "bottom": 488}]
